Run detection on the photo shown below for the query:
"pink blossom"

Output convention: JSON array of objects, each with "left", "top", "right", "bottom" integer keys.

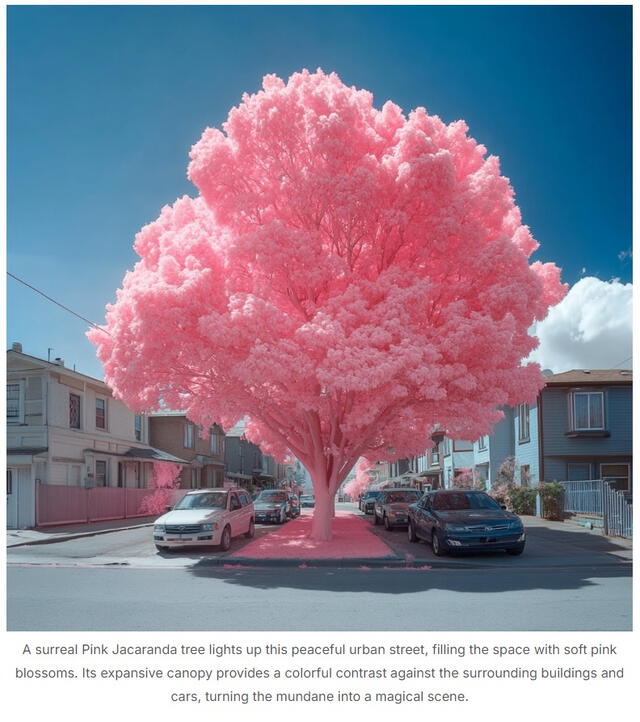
[{"left": 89, "top": 70, "right": 566, "bottom": 541}]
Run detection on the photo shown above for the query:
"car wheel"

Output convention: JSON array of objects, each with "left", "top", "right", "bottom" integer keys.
[
  {"left": 384, "top": 515, "right": 393, "bottom": 531},
  {"left": 432, "top": 530, "right": 447, "bottom": 556},
  {"left": 219, "top": 525, "right": 231, "bottom": 552},
  {"left": 373, "top": 511, "right": 380, "bottom": 525},
  {"left": 245, "top": 518, "right": 255, "bottom": 538},
  {"left": 507, "top": 544, "right": 525, "bottom": 556},
  {"left": 407, "top": 521, "right": 418, "bottom": 543}
]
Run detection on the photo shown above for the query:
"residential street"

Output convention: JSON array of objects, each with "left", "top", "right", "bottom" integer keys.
[{"left": 7, "top": 504, "right": 632, "bottom": 631}]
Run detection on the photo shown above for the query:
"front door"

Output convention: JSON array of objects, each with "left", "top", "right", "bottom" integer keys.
[{"left": 7, "top": 467, "right": 36, "bottom": 529}]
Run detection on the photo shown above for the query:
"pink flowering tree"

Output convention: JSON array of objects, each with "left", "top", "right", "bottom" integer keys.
[
  {"left": 89, "top": 70, "right": 565, "bottom": 541},
  {"left": 344, "top": 457, "right": 376, "bottom": 500},
  {"left": 138, "top": 462, "right": 182, "bottom": 516}
]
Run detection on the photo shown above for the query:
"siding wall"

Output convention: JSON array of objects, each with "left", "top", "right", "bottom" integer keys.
[{"left": 515, "top": 401, "right": 540, "bottom": 484}]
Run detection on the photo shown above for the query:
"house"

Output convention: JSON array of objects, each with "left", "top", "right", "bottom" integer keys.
[
  {"left": 473, "top": 407, "right": 521, "bottom": 487},
  {"left": 148, "top": 412, "right": 225, "bottom": 489},
  {"left": 538, "top": 369, "right": 632, "bottom": 489},
  {"left": 223, "top": 429, "right": 278, "bottom": 490},
  {"left": 441, "top": 436, "right": 474, "bottom": 488},
  {"left": 6, "top": 344, "right": 185, "bottom": 528}
]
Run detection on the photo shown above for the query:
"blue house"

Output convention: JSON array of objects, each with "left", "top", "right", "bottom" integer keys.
[{"left": 538, "top": 369, "right": 632, "bottom": 489}]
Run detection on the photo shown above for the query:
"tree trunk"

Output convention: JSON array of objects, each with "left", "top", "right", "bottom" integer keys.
[{"left": 309, "top": 483, "right": 335, "bottom": 541}]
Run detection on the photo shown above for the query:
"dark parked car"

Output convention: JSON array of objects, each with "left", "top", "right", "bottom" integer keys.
[
  {"left": 373, "top": 488, "right": 422, "bottom": 529},
  {"left": 300, "top": 495, "right": 315, "bottom": 508},
  {"left": 359, "top": 490, "right": 382, "bottom": 515},
  {"left": 287, "top": 493, "right": 301, "bottom": 517},
  {"left": 254, "top": 490, "right": 291, "bottom": 524},
  {"left": 407, "top": 489, "right": 526, "bottom": 556}
]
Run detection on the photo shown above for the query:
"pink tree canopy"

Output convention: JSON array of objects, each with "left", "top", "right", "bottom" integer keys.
[{"left": 89, "top": 69, "right": 565, "bottom": 540}]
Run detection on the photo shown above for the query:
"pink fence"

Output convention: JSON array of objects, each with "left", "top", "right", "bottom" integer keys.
[{"left": 35, "top": 483, "right": 187, "bottom": 527}]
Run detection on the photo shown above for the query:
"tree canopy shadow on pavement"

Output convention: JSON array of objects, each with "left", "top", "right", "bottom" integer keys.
[{"left": 187, "top": 524, "right": 632, "bottom": 596}]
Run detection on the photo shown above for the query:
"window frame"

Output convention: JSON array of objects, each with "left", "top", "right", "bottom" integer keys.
[
  {"left": 6, "top": 382, "right": 25, "bottom": 424},
  {"left": 184, "top": 422, "right": 195, "bottom": 449},
  {"left": 134, "top": 414, "right": 143, "bottom": 442},
  {"left": 478, "top": 435, "right": 488, "bottom": 451},
  {"left": 69, "top": 393, "right": 82, "bottom": 429},
  {"left": 518, "top": 403, "right": 530, "bottom": 443},
  {"left": 95, "top": 397, "right": 107, "bottom": 430},
  {"left": 570, "top": 391, "right": 605, "bottom": 431}
]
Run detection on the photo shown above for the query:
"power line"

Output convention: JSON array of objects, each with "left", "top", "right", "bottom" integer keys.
[
  {"left": 7, "top": 271, "right": 111, "bottom": 336},
  {"left": 612, "top": 355, "right": 632, "bottom": 369}
]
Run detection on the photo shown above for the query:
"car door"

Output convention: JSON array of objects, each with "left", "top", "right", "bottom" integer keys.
[
  {"left": 238, "top": 491, "right": 253, "bottom": 532},
  {"left": 228, "top": 492, "right": 243, "bottom": 536},
  {"left": 415, "top": 494, "right": 433, "bottom": 537}
]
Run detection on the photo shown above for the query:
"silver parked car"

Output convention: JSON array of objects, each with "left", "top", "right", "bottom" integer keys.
[
  {"left": 154, "top": 488, "right": 255, "bottom": 552},
  {"left": 373, "top": 487, "right": 422, "bottom": 530}
]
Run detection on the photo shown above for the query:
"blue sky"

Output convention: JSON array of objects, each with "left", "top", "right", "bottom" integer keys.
[{"left": 7, "top": 4, "right": 632, "bottom": 379}]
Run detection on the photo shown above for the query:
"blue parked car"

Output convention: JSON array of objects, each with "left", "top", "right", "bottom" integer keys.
[{"left": 407, "top": 489, "right": 526, "bottom": 556}]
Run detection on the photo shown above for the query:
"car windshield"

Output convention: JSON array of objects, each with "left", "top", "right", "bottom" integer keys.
[
  {"left": 174, "top": 492, "right": 228, "bottom": 510},
  {"left": 384, "top": 490, "right": 421, "bottom": 503},
  {"left": 256, "top": 491, "right": 288, "bottom": 503},
  {"left": 301, "top": 496, "right": 313, "bottom": 501},
  {"left": 432, "top": 492, "right": 501, "bottom": 511},
  {"left": 365, "top": 491, "right": 381, "bottom": 499}
]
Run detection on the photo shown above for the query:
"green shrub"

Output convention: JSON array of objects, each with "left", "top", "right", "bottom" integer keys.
[
  {"left": 508, "top": 486, "right": 537, "bottom": 515},
  {"left": 537, "top": 481, "right": 565, "bottom": 520}
]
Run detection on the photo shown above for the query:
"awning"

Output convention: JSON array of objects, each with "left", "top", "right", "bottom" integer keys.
[
  {"left": 84, "top": 446, "right": 189, "bottom": 465},
  {"left": 7, "top": 447, "right": 48, "bottom": 465}
]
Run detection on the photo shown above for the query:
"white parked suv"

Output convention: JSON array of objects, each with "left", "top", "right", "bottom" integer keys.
[{"left": 154, "top": 488, "right": 255, "bottom": 552}]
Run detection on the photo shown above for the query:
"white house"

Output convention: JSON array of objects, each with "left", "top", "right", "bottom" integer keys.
[{"left": 6, "top": 344, "right": 185, "bottom": 528}]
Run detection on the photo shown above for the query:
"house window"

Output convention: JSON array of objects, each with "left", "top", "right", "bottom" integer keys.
[
  {"left": 571, "top": 392, "right": 604, "bottom": 430},
  {"left": 191, "top": 468, "right": 199, "bottom": 489},
  {"left": 184, "top": 422, "right": 194, "bottom": 449},
  {"left": 210, "top": 431, "right": 219, "bottom": 454},
  {"left": 134, "top": 415, "right": 143, "bottom": 441},
  {"left": 518, "top": 403, "right": 530, "bottom": 442},
  {"left": 6, "top": 383, "right": 23, "bottom": 423},
  {"left": 95, "top": 398, "right": 107, "bottom": 429},
  {"left": 478, "top": 435, "right": 488, "bottom": 451},
  {"left": 431, "top": 449, "right": 440, "bottom": 465},
  {"left": 567, "top": 463, "right": 591, "bottom": 481},
  {"left": 7, "top": 470, "right": 13, "bottom": 495},
  {"left": 600, "top": 464, "right": 630, "bottom": 490},
  {"left": 95, "top": 460, "right": 108, "bottom": 487},
  {"left": 443, "top": 438, "right": 451, "bottom": 456},
  {"left": 69, "top": 393, "right": 81, "bottom": 429}
]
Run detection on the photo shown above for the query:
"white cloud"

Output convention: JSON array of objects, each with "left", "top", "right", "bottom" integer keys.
[{"left": 528, "top": 276, "right": 632, "bottom": 373}]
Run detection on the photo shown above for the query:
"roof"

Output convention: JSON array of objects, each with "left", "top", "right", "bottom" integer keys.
[
  {"left": 7, "top": 349, "right": 109, "bottom": 388},
  {"left": 544, "top": 369, "right": 632, "bottom": 386},
  {"left": 83, "top": 446, "right": 189, "bottom": 464}
]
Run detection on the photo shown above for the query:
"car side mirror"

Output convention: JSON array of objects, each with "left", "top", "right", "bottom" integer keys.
[
  {"left": 165, "top": 505, "right": 173, "bottom": 512},
  {"left": 500, "top": 504, "right": 507, "bottom": 510}
]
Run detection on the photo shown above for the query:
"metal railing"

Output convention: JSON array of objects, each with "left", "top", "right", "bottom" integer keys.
[{"left": 558, "top": 479, "right": 632, "bottom": 539}]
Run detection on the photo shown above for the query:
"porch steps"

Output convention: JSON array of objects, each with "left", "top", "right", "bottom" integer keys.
[{"left": 565, "top": 513, "right": 604, "bottom": 531}]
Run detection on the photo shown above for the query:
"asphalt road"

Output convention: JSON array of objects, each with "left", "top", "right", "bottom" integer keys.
[{"left": 7, "top": 504, "right": 632, "bottom": 631}]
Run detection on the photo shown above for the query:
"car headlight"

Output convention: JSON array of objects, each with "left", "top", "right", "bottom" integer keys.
[
  {"left": 445, "top": 523, "right": 468, "bottom": 532},
  {"left": 509, "top": 520, "right": 524, "bottom": 530},
  {"left": 154, "top": 524, "right": 165, "bottom": 533},
  {"left": 201, "top": 523, "right": 218, "bottom": 531}
]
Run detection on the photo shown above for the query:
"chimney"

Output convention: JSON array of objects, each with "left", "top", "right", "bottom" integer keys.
[
  {"left": 12, "top": 342, "right": 23, "bottom": 353},
  {"left": 53, "top": 357, "right": 65, "bottom": 367}
]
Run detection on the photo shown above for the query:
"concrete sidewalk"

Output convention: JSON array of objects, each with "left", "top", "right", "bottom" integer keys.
[{"left": 6, "top": 516, "right": 158, "bottom": 548}]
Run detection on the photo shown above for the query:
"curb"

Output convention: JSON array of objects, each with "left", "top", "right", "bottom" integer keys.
[
  {"left": 6, "top": 523, "right": 155, "bottom": 548},
  {"left": 197, "top": 556, "right": 470, "bottom": 569}
]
